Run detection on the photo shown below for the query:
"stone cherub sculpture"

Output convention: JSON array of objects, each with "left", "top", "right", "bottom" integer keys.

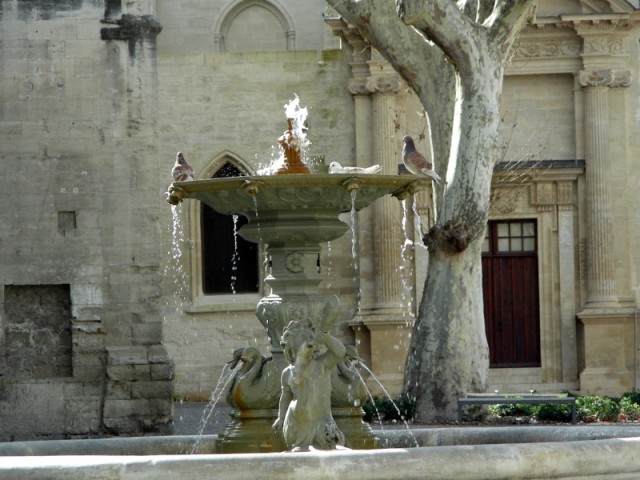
[{"left": 272, "top": 319, "right": 347, "bottom": 451}]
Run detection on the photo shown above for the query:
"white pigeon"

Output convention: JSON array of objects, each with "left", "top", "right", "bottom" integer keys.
[
  {"left": 401, "top": 135, "right": 441, "bottom": 184},
  {"left": 328, "top": 162, "right": 382, "bottom": 174},
  {"left": 171, "top": 152, "right": 195, "bottom": 181}
]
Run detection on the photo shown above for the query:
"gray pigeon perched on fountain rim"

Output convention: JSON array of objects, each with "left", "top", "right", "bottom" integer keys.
[
  {"left": 172, "top": 151, "right": 195, "bottom": 181},
  {"left": 401, "top": 135, "right": 441, "bottom": 184}
]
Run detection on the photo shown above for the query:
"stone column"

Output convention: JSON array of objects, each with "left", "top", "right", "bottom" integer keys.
[
  {"left": 356, "top": 57, "right": 412, "bottom": 394},
  {"left": 577, "top": 65, "right": 634, "bottom": 395},
  {"left": 578, "top": 69, "right": 629, "bottom": 306},
  {"left": 368, "top": 76, "right": 405, "bottom": 312}
]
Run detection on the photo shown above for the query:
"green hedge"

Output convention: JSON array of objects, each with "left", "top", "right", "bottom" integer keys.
[
  {"left": 485, "top": 393, "right": 640, "bottom": 423},
  {"left": 363, "top": 392, "right": 640, "bottom": 424}
]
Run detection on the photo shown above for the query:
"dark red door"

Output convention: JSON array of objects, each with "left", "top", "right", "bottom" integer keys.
[{"left": 482, "top": 220, "right": 540, "bottom": 367}]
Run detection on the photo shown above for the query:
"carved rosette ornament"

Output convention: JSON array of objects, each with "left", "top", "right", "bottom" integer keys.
[{"left": 284, "top": 252, "right": 304, "bottom": 273}]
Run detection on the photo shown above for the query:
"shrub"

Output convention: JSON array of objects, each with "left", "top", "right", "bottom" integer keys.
[
  {"left": 363, "top": 395, "right": 415, "bottom": 423},
  {"left": 488, "top": 402, "right": 534, "bottom": 417},
  {"left": 619, "top": 396, "right": 640, "bottom": 421},
  {"left": 576, "top": 395, "right": 620, "bottom": 422},
  {"left": 533, "top": 402, "right": 574, "bottom": 422},
  {"left": 622, "top": 392, "right": 640, "bottom": 405}
]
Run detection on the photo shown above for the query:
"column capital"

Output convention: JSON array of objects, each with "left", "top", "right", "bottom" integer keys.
[
  {"left": 579, "top": 69, "right": 631, "bottom": 88},
  {"left": 325, "top": 17, "right": 372, "bottom": 96},
  {"left": 366, "top": 52, "right": 404, "bottom": 95},
  {"left": 365, "top": 75, "right": 402, "bottom": 95}
]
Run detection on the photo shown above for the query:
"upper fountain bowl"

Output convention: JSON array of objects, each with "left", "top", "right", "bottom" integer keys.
[{"left": 167, "top": 173, "right": 428, "bottom": 246}]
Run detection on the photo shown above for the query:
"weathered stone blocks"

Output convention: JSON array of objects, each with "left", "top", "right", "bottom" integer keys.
[{"left": 103, "top": 345, "right": 174, "bottom": 434}]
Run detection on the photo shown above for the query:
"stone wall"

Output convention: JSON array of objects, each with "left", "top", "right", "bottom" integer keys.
[{"left": 0, "top": 0, "right": 173, "bottom": 439}]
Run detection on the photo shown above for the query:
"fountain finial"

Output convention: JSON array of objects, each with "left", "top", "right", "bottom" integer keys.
[{"left": 275, "top": 117, "right": 310, "bottom": 175}]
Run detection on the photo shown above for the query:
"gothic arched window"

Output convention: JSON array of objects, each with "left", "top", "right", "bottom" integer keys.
[
  {"left": 201, "top": 163, "right": 259, "bottom": 294},
  {"left": 214, "top": 0, "right": 295, "bottom": 52}
]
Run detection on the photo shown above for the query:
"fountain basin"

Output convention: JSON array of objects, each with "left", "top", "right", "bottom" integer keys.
[
  {"left": 167, "top": 174, "right": 427, "bottom": 245},
  {"left": 2, "top": 426, "right": 640, "bottom": 479}
]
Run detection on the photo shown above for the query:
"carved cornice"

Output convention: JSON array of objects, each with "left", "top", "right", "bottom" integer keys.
[
  {"left": 563, "top": 14, "right": 633, "bottom": 30},
  {"left": 511, "top": 12, "right": 636, "bottom": 66},
  {"left": 579, "top": 69, "right": 632, "bottom": 87},
  {"left": 513, "top": 37, "right": 581, "bottom": 59},
  {"left": 325, "top": 16, "right": 373, "bottom": 96}
]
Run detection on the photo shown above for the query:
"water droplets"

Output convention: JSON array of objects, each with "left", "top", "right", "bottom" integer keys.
[
  {"left": 256, "top": 94, "right": 312, "bottom": 175},
  {"left": 164, "top": 204, "right": 190, "bottom": 312},
  {"left": 190, "top": 361, "right": 240, "bottom": 453},
  {"left": 353, "top": 361, "right": 419, "bottom": 448}
]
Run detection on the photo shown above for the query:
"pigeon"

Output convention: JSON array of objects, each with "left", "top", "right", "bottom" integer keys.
[
  {"left": 401, "top": 135, "right": 441, "bottom": 184},
  {"left": 328, "top": 162, "right": 382, "bottom": 174},
  {"left": 171, "top": 152, "right": 195, "bottom": 181}
]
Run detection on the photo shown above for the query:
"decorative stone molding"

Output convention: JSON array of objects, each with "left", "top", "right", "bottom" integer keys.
[
  {"left": 530, "top": 178, "right": 578, "bottom": 212},
  {"left": 365, "top": 75, "right": 402, "bottom": 95},
  {"left": 579, "top": 69, "right": 632, "bottom": 88},
  {"left": 213, "top": 0, "right": 296, "bottom": 52},
  {"left": 489, "top": 185, "right": 528, "bottom": 215},
  {"left": 513, "top": 36, "right": 581, "bottom": 60},
  {"left": 583, "top": 36, "right": 625, "bottom": 56},
  {"left": 325, "top": 17, "right": 372, "bottom": 96},
  {"left": 557, "top": 181, "right": 574, "bottom": 208},
  {"left": 366, "top": 51, "right": 404, "bottom": 95}
]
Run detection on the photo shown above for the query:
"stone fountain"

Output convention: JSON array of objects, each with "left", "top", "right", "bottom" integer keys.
[
  {"left": 167, "top": 101, "right": 427, "bottom": 452},
  {"left": 3, "top": 98, "right": 640, "bottom": 478}
]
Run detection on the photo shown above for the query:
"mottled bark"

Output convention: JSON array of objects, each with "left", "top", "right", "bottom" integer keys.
[{"left": 326, "top": 0, "right": 536, "bottom": 421}]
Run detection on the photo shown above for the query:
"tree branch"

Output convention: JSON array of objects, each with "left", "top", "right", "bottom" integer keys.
[
  {"left": 396, "top": 0, "right": 479, "bottom": 70},
  {"left": 326, "top": 0, "right": 456, "bottom": 189},
  {"left": 486, "top": 0, "right": 537, "bottom": 57}
]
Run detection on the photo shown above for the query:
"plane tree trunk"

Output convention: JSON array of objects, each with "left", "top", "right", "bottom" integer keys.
[{"left": 326, "top": 0, "right": 536, "bottom": 421}]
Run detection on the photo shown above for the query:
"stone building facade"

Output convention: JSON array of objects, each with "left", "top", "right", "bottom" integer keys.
[{"left": 0, "top": 0, "right": 639, "bottom": 439}]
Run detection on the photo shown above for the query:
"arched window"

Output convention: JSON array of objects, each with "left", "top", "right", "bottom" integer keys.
[
  {"left": 214, "top": 0, "right": 295, "bottom": 52},
  {"left": 201, "top": 163, "right": 259, "bottom": 294}
]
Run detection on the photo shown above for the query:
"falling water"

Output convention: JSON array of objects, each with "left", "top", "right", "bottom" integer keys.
[
  {"left": 190, "top": 361, "right": 240, "bottom": 454},
  {"left": 349, "top": 189, "right": 361, "bottom": 315},
  {"left": 249, "top": 195, "right": 271, "bottom": 287},
  {"left": 411, "top": 194, "right": 426, "bottom": 239},
  {"left": 324, "top": 241, "right": 334, "bottom": 290},
  {"left": 230, "top": 214, "right": 240, "bottom": 295},
  {"left": 354, "top": 361, "right": 419, "bottom": 448},
  {"left": 400, "top": 199, "right": 415, "bottom": 327},
  {"left": 164, "top": 204, "right": 190, "bottom": 311}
]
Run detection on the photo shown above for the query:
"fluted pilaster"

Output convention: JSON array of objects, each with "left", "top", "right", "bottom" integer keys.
[
  {"left": 579, "top": 69, "right": 630, "bottom": 305},
  {"left": 367, "top": 75, "right": 403, "bottom": 313}
]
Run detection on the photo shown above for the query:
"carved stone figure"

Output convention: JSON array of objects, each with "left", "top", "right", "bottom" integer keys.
[
  {"left": 331, "top": 344, "right": 368, "bottom": 408},
  {"left": 272, "top": 320, "right": 347, "bottom": 451},
  {"left": 226, "top": 347, "right": 282, "bottom": 411}
]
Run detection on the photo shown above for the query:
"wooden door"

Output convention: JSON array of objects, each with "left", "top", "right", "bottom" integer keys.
[{"left": 482, "top": 220, "right": 541, "bottom": 367}]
